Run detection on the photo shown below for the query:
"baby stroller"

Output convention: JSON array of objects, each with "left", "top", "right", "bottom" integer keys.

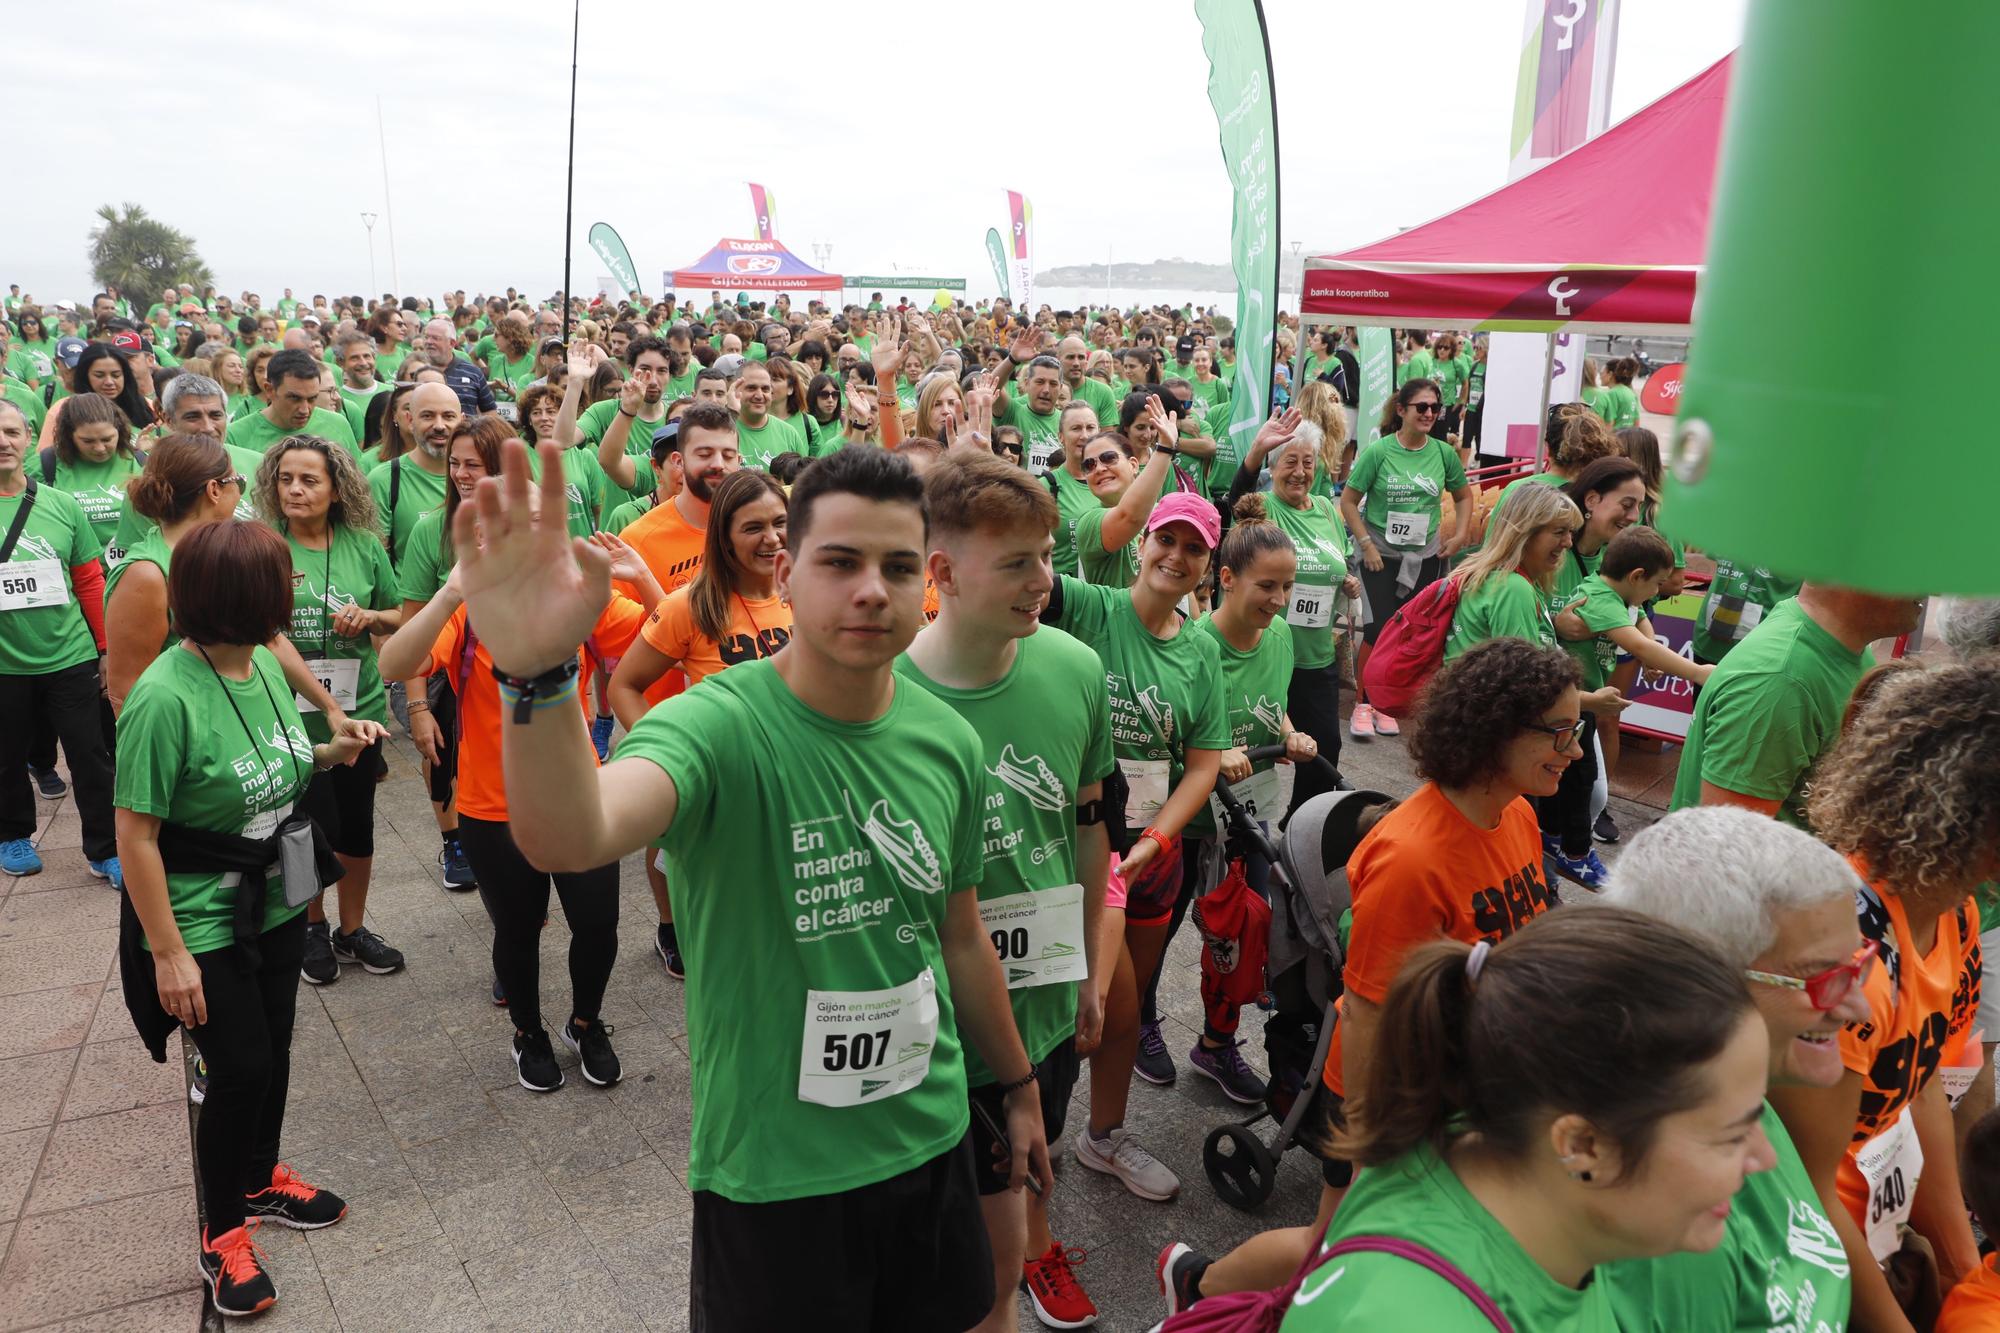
[{"left": 1199, "top": 743, "right": 1393, "bottom": 1211}]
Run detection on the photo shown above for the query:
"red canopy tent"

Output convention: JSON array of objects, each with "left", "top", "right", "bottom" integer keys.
[
  {"left": 1300, "top": 54, "right": 1731, "bottom": 334},
  {"left": 670, "top": 238, "right": 843, "bottom": 293}
]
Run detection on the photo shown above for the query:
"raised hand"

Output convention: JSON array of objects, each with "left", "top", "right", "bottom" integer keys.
[
  {"left": 1145, "top": 394, "right": 1179, "bottom": 452},
  {"left": 455, "top": 440, "right": 612, "bottom": 678},
  {"left": 1007, "top": 325, "right": 1040, "bottom": 364},
  {"left": 617, "top": 374, "right": 645, "bottom": 416},
  {"left": 1250, "top": 406, "right": 1303, "bottom": 459},
  {"left": 588, "top": 530, "right": 648, "bottom": 585},
  {"left": 869, "top": 318, "right": 905, "bottom": 384}
]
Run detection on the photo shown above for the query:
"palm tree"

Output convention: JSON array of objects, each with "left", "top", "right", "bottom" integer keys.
[{"left": 87, "top": 203, "right": 214, "bottom": 296}]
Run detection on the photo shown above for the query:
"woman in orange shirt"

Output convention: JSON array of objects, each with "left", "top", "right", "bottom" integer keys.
[
  {"left": 379, "top": 493, "right": 663, "bottom": 1096},
  {"left": 1772, "top": 657, "right": 2000, "bottom": 1333},
  {"left": 606, "top": 469, "right": 790, "bottom": 716}
]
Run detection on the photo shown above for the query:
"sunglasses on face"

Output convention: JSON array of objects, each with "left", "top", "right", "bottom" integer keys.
[
  {"left": 1408, "top": 401, "right": 1442, "bottom": 416},
  {"left": 1523, "top": 717, "right": 1583, "bottom": 749},
  {"left": 1745, "top": 939, "right": 1879, "bottom": 1010},
  {"left": 1080, "top": 450, "right": 1126, "bottom": 473}
]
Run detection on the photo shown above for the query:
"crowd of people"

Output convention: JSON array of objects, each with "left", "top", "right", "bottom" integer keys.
[{"left": 2, "top": 278, "right": 1994, "bottom": 1332}]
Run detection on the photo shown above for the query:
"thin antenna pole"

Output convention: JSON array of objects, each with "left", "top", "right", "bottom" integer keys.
[
  {"left": 562, "top": 0, "right": 580, "bottom": 344},
  {"left": 376, "top": 98, "right": 400, "bottom": 293}
]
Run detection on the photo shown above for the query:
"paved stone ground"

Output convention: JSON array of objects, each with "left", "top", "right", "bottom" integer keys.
[{"left": 0, "top": 706, "right": 1669, "bottom": 1333}]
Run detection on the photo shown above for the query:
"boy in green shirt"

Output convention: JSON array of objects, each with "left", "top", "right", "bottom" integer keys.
[{"left": 1562, "top": 525, "right": 1714, "bottom": 695}]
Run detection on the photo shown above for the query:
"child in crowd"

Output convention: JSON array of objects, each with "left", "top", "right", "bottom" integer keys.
[{"left": 1938, "top": 1106, "right": 2000, "bottom": 1329}]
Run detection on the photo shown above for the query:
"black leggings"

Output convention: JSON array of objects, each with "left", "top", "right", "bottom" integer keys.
[
  {"left": 458, "top": 816, "right": 618, "bottom": 1037},
  {"left": 186, "top": 912, "right": 307, "bottom": 1236},
  {"left": 1537, "top": 714, "right": 1599, "bottom": 858},
  {"left": 1358, "top": 552, "right": 1445, "bottom": 646},
  {"left": 1284, "top": 662, "right": 1345, "bottom": 817}
]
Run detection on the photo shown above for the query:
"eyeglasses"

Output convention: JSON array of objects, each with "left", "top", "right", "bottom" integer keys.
[
  {"left": 1408, "top": 401, "right": 1442, "bottom": 416},
  {"left": 1522, "top": 717, "right": 1583, "bottom": 749},
  {"left": 1745, "top": 939, "right": 1878, "bottom": 1011},
  {"left": 1080, "top": 450, "right": 1126, "bottom": 473},
  {"left": 218, "top": 474, "right": 247, "bottom": 491},
  {"left": 816, "top": 388, "right": 839, "bottom": 399}
]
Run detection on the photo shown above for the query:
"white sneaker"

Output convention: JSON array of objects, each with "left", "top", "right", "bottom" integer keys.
[{"left": 1074, "top": 1126, "right": 1180, "bottom": 1201}]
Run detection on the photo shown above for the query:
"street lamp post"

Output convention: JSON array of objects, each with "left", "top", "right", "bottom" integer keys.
[
  {"left": 361, "top": 213, "right": 379, "bottom": 297},
  {"left": 1289, "top": 238, "right": 1303, "bottom": 312}
]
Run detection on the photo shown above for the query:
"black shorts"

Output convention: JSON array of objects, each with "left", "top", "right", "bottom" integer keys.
[
  {"left": 967, "top": 1037, "right": 1080, "bottom": 1196},
  {"left": 301, "top": 740, "right": 383, "bottom": 859},
  {"left": 1293, "top": 1078, "right": 1354, "bottom": 1189},
  {"left": 690, "top": 1135, "right": 993, "bottom": 1333}
]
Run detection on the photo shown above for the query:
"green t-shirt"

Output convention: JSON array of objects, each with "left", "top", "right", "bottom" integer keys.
[
  {"left": 1564, "top": 572, "right": 1641, "bottom": 691},
  {"left": 113, "top": 646, "right": 315, "bottom": 954},
  {"left": 281, "top": 525, "right": 400, "bottom": 739},
  {"left": 1281, "top": 1142, "right": 1618, "bottom": 1332},
  {"left": 0, "top": 481, "right": 102, "bottom": 675},
  {"left": 397, "top": 507, "right": 453, "bottom": 603},
  {"left": 1431, "top": 354, "right": 1466, "bottom": 408},
  {"left": 893, "top": 628, "right": 1114, "bottom": 1084},
  {"left": 338, "top": 381, "right": 391, "bottom": 445},
  {"left": 1601, "top": 1103, "right": 1850, "bottom": 1333},
  {"left": 1073, "top": 504, "right": 1138, "bottom": 589},
  {"left": 576, "top": 398, "right": 667, "bottom": 510},
  {"left": 1395, "top": 347, "right": 1436, "bottom": 388},
  {"left": 1670, "top": 598, "right": 1868, "bottom": 823},
  {"left": 664, "top": 365, "right": 700, "bottom": 401},
  {"left": 1046, "top": 576, "right": 1229, "bottom": 836},
  {"left": 1344, "top": 436, "right": 1466, "bottom": 546},
  {"left": 227, "top": 393, "right": 261, "bottom": 422},
  {"left": 998, "top": 393, "right": 1063, "bottom": 474},
  {"left": 3, "top": 377, "right": 46, "bottom": 436},
  {"left": 1551, "top": 544, "right": 1602, "bottom": 624},
  {"left": 735, "top": 413, "right": 807, "bottom": 471},
  {"left": 50, "top": 453, "right": 145, "bottom": 558},
  {"left": 225, "top": 407, "right": 360, "bottom": 461},
  {"left": 374, "top": 346, "right": 409, "bottom": 383},
  {"left": 104, "top": 528, "right": 175, "bottom": 656},
  {"left": 605, "top": 493, "right": 661, "bottom": 535},
  {"left": 1691, "top": 558, "right": 1802, "bottom": 664},
  {"left": 486, "top": 348, "right": 535, "bottom": 396},
  {"left": 1444, "top": 572, "right": 1556, "bottom": 660},
  {"left": 1601, "top": 382, "right": 1639, "bottom": 429},
  {"left": 1047, "top": 468, "right": 1098, "bottom": 581},
  {"left": 804, "top": 415, "right": 846, "bottom": 458},
  {"left": 615, "top": 658, "right": 987, "bottom": 1203},
  {"left": 1264, "top": 494, "right": 1349, "bottom": 670},
  {"left": 366, "top": 454, "right": 449, "bottom": 573},
  {"left": 1067, "top": 376, "right": 1118, "bottom": 427},
  {"left": 1191, "top": 615, "right": 1294, "bottom": 759}
]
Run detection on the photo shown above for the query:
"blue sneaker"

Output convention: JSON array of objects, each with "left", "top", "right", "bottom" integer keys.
[
  {"left": 0, "top": 839, "right": 42, "bottom": 876},
  {"left": 87, "top": 856, "right": 123, "bottom": 889},
  {"left": 1550, "top": 845, "right": 1609, "bottom": 890},
  {"left": 590, "top": 714, "right": 615, "bottom": 761}
]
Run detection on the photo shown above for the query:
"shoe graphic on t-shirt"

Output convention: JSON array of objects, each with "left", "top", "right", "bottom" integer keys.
[
  {"left": 1136, "top": 685, "right": 1176, "bottom": 743},
  {"left": 844, "top": 790, "right": 944, "bottom": 895},
  {"left": 989, "top": 745, "right": 1067, "bottom": 813}
]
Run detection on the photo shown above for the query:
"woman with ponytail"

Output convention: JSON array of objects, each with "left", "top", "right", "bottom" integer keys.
[{"left": 1276, "top": 907, "right": 1774, "bottom": 1330}]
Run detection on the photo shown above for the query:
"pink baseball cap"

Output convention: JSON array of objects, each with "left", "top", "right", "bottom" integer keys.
[{"left": 1144, "top": 491, "right": 1220, "bottom": 549}]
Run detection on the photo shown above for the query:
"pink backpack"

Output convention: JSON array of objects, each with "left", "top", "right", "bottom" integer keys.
[{"left": 1158, "top": 1226, "right": 1512, "bottom": 1333}]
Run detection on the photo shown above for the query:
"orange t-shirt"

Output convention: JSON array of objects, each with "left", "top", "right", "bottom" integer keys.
[
  {"left": 639, "top": 587, "right": 792, "bottom": 686},
  {"left": 423, "top": 595, "right": 646, "bottom": 822},
  {"left": 1938, "top": 1254, "right": 2000, "bottom": 1332},
  {"left": 1832, "top": 875, "right": 1980, "bottom": 1227},
  {"left": 615, "top": 497, "right": 707, "bottom": 702},
  {"left": 1324, "top": 783, "right": 1553, "bottom": 1096}
]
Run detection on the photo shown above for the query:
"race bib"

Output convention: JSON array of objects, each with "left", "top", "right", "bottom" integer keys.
[
  {"left": 1287, "top": 582, "right": 1334, "bottom": 629},
  {"left": 1028, "top": 438, "right": 1058, "bottom": 476},
  {"left": 1939, "top": 1028, "right": 1986, "bottom": 1109},
  {"left": 243, "top": 800, "right": 296, "bottom": 842},
  {"left": 1384, "top": 509, "right": 1430, "bottom": 548},
  {"left": 493, "top": 401, "right": 519, "bottom": 423},
  {"left": 980, "top": 884, "right": 1087, "bottom": 989},
  {"left": 1209, "top": 764, "right": 1295, "bottom": 828},
  {"left": 1119, "top": 757, "right": 1170, "bottom": 829},
  {"left": 797, "top": 968, "right": 939, "bottom": 1107},
  {"left": 1857, "top": 1107, "right": 1922, "bottom": 1263},
  {"left": 294, "top": 658, "right": 360, "bottom": 713},
  {"left": 0, "top": 558, "right": 69, "bottom": 611}
]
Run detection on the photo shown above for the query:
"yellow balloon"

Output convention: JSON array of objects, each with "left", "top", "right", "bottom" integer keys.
[{"left": 932, "top": 289, "right": 951, "bottom": 308}]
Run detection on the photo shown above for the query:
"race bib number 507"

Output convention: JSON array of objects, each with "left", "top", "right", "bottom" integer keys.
[{"left": 797, "top": 968, "right": 939, "bottom": 1107}]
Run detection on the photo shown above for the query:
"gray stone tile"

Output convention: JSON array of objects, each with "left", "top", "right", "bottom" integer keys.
[
  {"left": 401, "top": 1119, "right": 537, "bottom": 1203},
  {"left": 302, "top": 1175, "right": 444, "bottom": 1274},
  {"left": 59, "top": 1035, "right": 186, "bottom": 1119},
  {"left": 492, "top": 1089, "right": 649, "bottom": 1189},
  {"left": 281, "top": 1081, "right": 395, "bottom": 1159},
  {"left": 0, "top": 884, "right": 116, "bottom": 942},
  {"left": 553, "top": 1152, "right": 692, "bottom": 1246},
  {"left": 591, "top": 1209, "right": 693, "bottom": 1328},
  {"left": 320, "top": 1234, "right": 488, "bottom": 1331},
  {"left": 376, "top": 1075, "right": 504, "bottom": 1152},
  {"left": 32, "top": 1289, "right": 205, "bottom": 1332},
  {"left": 310, "top": 959, "right": 428, "bottom": 1022},
  {"left": 0, "top": 930, "right": 116, "bottom": 997},
  {"left": 283, "top": 1123, "right": 417, "bottom": 1205},
  {"left": 0, "top": 1186, "right": 200, "bottom": 1331},
  {"left": 434, "top": 1170, "right": 571, "bottom": 1264},
  {"left": 241, "top": 1223, "right": 341, "bottom": 1332},
  {"left": 0, "top": 1125, "right": 44, "bottom": 1222},
  {"left": 466, "top": 1232, "right": 627, "bottom": 1332},
  {"left": 333, "top": 1003, "right": 474, "bottom": 1099},
  {"left": 0, "top": 1049, "right": 74, "bottom": 1132},
  {"left": 24, "top": 1102, "right": 192, "bottom": 1215}
]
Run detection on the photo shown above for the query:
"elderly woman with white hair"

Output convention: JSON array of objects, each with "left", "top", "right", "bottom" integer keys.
[{"left": 1597, "top": 806, "right": 1870, "bottom": 1331}]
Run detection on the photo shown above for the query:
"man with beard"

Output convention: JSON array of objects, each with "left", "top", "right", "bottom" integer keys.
[
  {"left": 369, "top": 381, "right": 458, "bottom": 575},
  {"left": 1057, "top": 334, "right": 1118, "bottom": 427},
  {"left": 662, "top": 324, "right": 700, "bottom": 399},
  {"left": 580, "top": 339, "right": 680, "bottom": 513},
  {"left": 335, "top": 333, "right": 391, "bottom": 442},
  {"left": 419, "top": 317, "right": 497, "bottom": 417}
]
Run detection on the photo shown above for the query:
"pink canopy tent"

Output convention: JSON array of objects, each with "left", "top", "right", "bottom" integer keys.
[
  {"left": 1301, "top": 54, "right": 1731, "bottom": 334},
  {"left": 670, "top": 238, "right": 843, "bottom": 293}
]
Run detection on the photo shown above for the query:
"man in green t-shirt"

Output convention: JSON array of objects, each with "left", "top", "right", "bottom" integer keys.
[
  {"left": 334, "top": 333, "right": 390, "bottom": 444},
  {"left": 896, "top": 449, "right": 1114, "bottom": 1330},
  {"left": 225, "top": 349, "right": 359, "bottom": 460},
  {"left": 993, "top": 339, "right": 1066, "bottom": 475},
  {"left": 462, "top": 442, "right": 1050, "bottom": 1332},
  {"left": 573, "top": 339, "right": 673, "bottom": 510},
  {"left": 1670, "top": 584, "right": 1920, "bottom": 823},
  {"left": 1056, "top": 336, "right": 1118, "bottom": 427},
  {"left": 731, "top": 359, "right": 805, "bottom": 469}
]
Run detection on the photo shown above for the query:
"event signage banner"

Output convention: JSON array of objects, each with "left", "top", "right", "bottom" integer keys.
[
  {"left": 984, "top": 228, "right": 1011, "bottom": 303},
  {"left": 1005, "top": 191, "right": 1035, "bottom": 311},
  {"left": 1194, "top": 0, "right": 1280, "bottom": 482},
  {"left": 1509, "top": 0, "right": 1622, "bottom": 178},
  {"left": 849, "top": 276, "right": 967, "bottom": 291},
  {"left": 587, "top": 223, "right": 640, "bottom": 297},
  {"left": 748, "top": 183, "right": 776, "bottom": 241},
  {"left": 1357, "top": 325, "right": 1393, "bottom": 443},
  {"left": 1620, "top": 588, "right": 1702, "bottom": 739}
]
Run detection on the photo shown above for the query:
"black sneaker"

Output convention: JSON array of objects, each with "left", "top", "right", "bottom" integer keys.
[
  {"left": 491, "top": 974, "right": 508, "bottom": 1006},
  {"left": 332, "top": 926, "right": 406, "bottom": 975},
  {"left": 300, "top": 921, "right": 339, "bottom": 985},
  {"left": 29, "top": 766, "right": 66, "bottom": 800},
  {"left": 560, "top": 1017, "right": 622, "bottom": 1087},
  {"left": 1593, "top": 810, "right": 1621, "bottom": 844},
  {"left": 1133, "top": 1020, "right": 1176, "bottom": 1086},
  {"left": 513, "top": 1027, "right": 564, "bottom": 1092},
  {"left": 439, "top": 835, "right": 477, "bottom": 892},
  {"left": 243, "top": 1163, "right": 348, "bottom": 1230},
  {"left": 656, "top": 924, "right": 684, "bottom": 980},
  {"left": 1156, "top": 1242, "right": 1210, "bottom": 1317},
  {"left": 200, "top": 1222, "right": 277, "bottom": 1316}
]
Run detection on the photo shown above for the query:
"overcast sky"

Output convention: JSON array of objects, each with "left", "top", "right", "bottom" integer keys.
[{"left": 8, "top": 0, "right": 1744, "bottom": 305}]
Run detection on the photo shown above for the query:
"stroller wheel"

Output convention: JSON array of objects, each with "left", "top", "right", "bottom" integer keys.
[{"left": 1204, "top": 1122, "right": 1279, "bottom": 1211}]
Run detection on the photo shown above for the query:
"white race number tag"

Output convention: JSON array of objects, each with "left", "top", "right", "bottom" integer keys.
[
  {"left": 1287, "top": 582, "right": 1334, "bottom": 629},
  {"left": 1857, "top": 1106, "right": 1921, "bottom": 1263},
  {"left": 1209, "top": 764, "right": 1295, "bottom": 828},
  {"left": 294, "top": 658, "right": 360, "bottom": 713},
  {"left": 494, "top": 401, "right": 519, "bottom": 423},
  {"left": 980, "top": 884, "right": 1087, "bottom": 989},
  {"left": 1384, "top": 510, "right": 1430, "bottom": 548},
  {"left": 798, "top": 968, "right": 939, "bottom": 1107},
  {"left": 1118, "top": 757, "right": 1170, "bottom": 829},
  {"left": 0, "top": 558, "right": 69, "bottom": 611}
]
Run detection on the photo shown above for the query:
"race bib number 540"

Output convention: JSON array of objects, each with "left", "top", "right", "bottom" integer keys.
[{"left": 798, "top": 968, "right": 939, "bottom": 1107}]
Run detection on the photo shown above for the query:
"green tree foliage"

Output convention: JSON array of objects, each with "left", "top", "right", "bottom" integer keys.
[{"left": 87, "top": 202, "right": 213, "bottom": 295}]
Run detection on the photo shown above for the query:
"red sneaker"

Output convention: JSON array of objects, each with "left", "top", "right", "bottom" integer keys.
[{"left": 1022, "top": 1240, "right": 1097, "bottom": 1328}]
